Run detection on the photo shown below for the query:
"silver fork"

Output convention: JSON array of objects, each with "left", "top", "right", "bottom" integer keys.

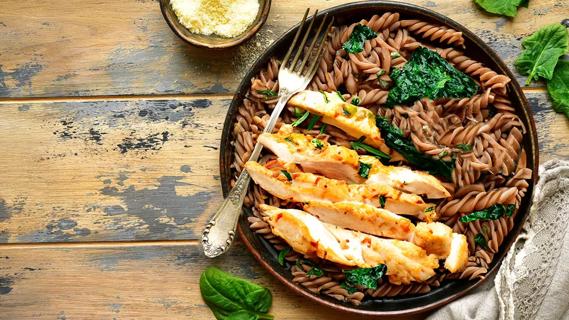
[{"left": 202, "top": 9, "right": 334, "bottom": 258}]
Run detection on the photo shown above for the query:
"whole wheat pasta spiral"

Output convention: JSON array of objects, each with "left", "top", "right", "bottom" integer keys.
[{"left": 229, "top": 11, "right": 532, "bottom": 305}]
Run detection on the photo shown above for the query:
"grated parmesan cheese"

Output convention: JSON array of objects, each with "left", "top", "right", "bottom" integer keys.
[{"left": 170, "top": 0, "right": 260, "bottom": 38}]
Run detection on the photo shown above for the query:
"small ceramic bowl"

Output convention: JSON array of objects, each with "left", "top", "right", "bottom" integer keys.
[{"left": 159, "top": 0, "right": 272, "bottom": 49}]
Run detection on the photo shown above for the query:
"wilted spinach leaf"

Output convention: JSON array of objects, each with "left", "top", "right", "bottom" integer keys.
[
  {"left": 515, "top": 23, "right": 569, "bottom": 85},
  {"left": 376, "top": 116, "right": 455, "bottom": 180},
  {"left": 547, "top": 60, "right": 569, "bottom": 119},
  {"left": 306, "top": 266, "right": 324, "bottom": 277},
  {"left": 474, "top": 0, "right": 528, "bottom": 17},
  {"left": 277, "top": 248, "right": 290, "bottom": 266},
  {"left": 342, "top": 24, "right": 377, "bottom": 54},
  {"left": 459, "top": 204, "right": 516, "bottom": 223},
  {"left": 387, "top": 47, "right": 479, "bottom": 106},
  {"left": 343, "top": 264, "right": 387, "bottom": 290},
  {"left": 200, "top": 267, "right": 274, "bottom": 320},
  {"left": 474, "top": 233, "right": 489, "bottom": 249}
]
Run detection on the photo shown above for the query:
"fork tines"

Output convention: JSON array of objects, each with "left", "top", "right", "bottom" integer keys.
[{"left": 281, "top": 9, "right": 334, "bottom": 79}]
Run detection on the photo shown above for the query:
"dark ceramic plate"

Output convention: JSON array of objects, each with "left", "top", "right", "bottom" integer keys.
[{"left": 219, "top": 1, "right": 539, "bottom": 317}]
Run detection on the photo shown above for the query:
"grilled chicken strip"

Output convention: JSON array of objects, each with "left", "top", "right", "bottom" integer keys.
[
  {"left": 444, "top": 233, "right": 469, "bottom": 273},
  {"left": 302, "top": 201, "right": 468, "bottom": 272},
  {"left": 258, "top": 126, "right": 450, "bottom": 198},
  {"left": 261, "top": 205, "right": 438, "bottom": 284},
  {"left": 302, "top": 200, "right": 415, "bottom": 241},
  {"left": 287, "top": 90, "right": 390, "bottom": 154},
  {"left": 246, "top": 161, "right": 435, "bottom": 220}
]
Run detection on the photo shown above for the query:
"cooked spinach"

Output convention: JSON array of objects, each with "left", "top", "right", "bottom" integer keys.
[
  {"left": 474, "top": 0, "right": 528, "bottom": 17},
  {"left": 474, "top": 233, "right": 489, "bottom": 249},
  {"left": 343, "top": 264, "right": 387, "bottom": 291},
  {"left": 376, "top": 116, "right": 455, "bottom": 180},
  {"left": 386, "top": 47, "right": 479, "bottom": 106},
  {"left": 277, "top": 248, "right": 290, "bottom": 266},
  {"left": 459, "top": 204, "right": 516, "bottom": 223},
  {"left": 342, "top": 24, "right": 377, "bottom": 54},
  {"left": 456, "top": 143, "right": 473, "bottom": 152},
  {"left": 256, "top": 89, "right": 277, "bottom": 97},
  {"left": 350, "top": 136, "right": 390, "bottom": 161},
  {"left": 200, "top": 267, "right": 274, "bottom": 320},
  {"left": 358, "top": 161, "right": 372, "bottom": 179},
  {"left": 306, "top": 266, "right": 324, "bottom": 277},
  {"left": 515, "top": 23, "right": 569, "bottom": 85},
  {"left": 291, "top": 111, "right": 310, "bottom": 127},
  {"left": 351, "top": 96, "right": 361, "bottom": 106},
  {"left": 547, "top": 60, "right": 569, "bottom": 119}
]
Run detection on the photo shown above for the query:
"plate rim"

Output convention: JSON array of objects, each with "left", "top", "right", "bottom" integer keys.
[{"left": 219, "top": 0, "right": 539, "bottom": 316}]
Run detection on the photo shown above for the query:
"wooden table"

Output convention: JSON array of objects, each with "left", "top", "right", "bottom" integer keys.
[{"left": 0, "top": 0, "right": 567, "bottom": 318}]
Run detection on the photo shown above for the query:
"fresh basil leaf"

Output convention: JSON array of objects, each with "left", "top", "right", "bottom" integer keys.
[
  {"left": 277, "top": 248, "right": 290, "bottom": 266},
  {"left": 376, "top": 116, "right": 455, "bottom": 181},
  {"left": 256, "top": 89, "right": 277, "bottom": 98},
  {"left": 291, "top": 111, "right": 310, "bottom": 127},
  {"left": 379, "top": 195, "right": 386, "bottom": 209},
  {"left": 306, "top": 114, "right": 321, "bottom": 130},
  {"left": 547, "top": 60, "right": 569, "bottom": 119},
  {"left": 280, "top": 170, "right": 292, "bottom": 181},
  {"left": 306, "top": 266, "right": 324, "bottom": 277},
  {"left": 351, "top": 136, "right": 390, "bottom": 161},
  {"left": 474, "top": 233, "right": 489, "bottom": 250},
  {"left": 342, "top": 24, "right": 377, "bottom": 54},
  {"left": 311, "top": 138, "right": 324, "bottom": 149},
  {"left": 515, "top": 23, "right": 569, "bottom": 85},
  {"left": 200, "top": 267, "right": 273, "bottom": 320},
  {"left": 319, "top": 123, "right": 328, "bottom": 135},
  {"left": 343, "top": 265, "right": 387, "bottom": 290},
  {"left": 358, "top": 161, "right": 372, "bottom": 179},
  {"left": 459, "top": 204, "right": 516, "bottom": 223},
  {"left": 474, "top": 0, "right": 527, "bottom": 17},
  {"left": 387, "top": 47, "right": 479, "bottom": 107},
  {"left": 456, "top": 143, "right": 473, "bottom": 152}
]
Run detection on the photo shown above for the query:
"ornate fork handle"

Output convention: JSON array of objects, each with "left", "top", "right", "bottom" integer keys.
[{"left": 202, "top": 93, "right": 291, "bottom": 258}]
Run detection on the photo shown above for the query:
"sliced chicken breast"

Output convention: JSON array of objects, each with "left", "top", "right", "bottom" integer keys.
[
  {"left": 411, "top": 222, "right": 454, "bottom": 258},
  {"left": 258, "top": 128, "right": 450, "bottom": 199},
  {"left": 303, "top": 200, "right": 415, "bottom": 240},
  {"left": 288, "top": 90, "right": 390, "bottom": 154},
  {"left": 261, "top": 205, "right": 438, "bottom": 285},
  {"left": 444, "top": 233, "right": 469, "bottom": 273},
  {"left": 246, "top": 161, "right": 434, "bottom": 219},
  {"left": 257, "top": 125, "right": 361, "bottom": 182}
]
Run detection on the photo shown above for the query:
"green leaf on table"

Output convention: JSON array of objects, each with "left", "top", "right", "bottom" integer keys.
[
  {"left": 386, "top": 47, "right": 479, "bottom": 107},
  {"left": 547, "top": 60, "right": 569, "bottom": 119},
  {"left": 473, "top": 0, "right": 528, "bottom": 17},
  {"left": 342, "top": 24, "right": 377, "bottom": 54},
  {"left": 200, "top": 267, "right": 274, "bottom": 320},
  {"left": 515, "top": 23, "right": 569, "bottom": 85}
]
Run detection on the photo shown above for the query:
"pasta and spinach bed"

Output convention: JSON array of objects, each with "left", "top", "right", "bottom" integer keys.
[{"left": 230, "top": 12, "right": 531, "bottom": 305}]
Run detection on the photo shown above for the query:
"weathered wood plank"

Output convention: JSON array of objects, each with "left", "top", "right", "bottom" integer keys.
[
  {"left": 0, "top": 98, "right": 228, "bottom": 243},
  {"left": 0, "top": 0, "right": 566, "bottom": 97},
  {"left": 0, "top": 242, "right": 369, "bottom": 320},
  {"left": 0, "top": 92, "right": 566, "bottom": 244}
]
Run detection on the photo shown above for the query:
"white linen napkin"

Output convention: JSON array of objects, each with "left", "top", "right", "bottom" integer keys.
[{"left": 428, "top": 160, "right": 569, "bottom": 320}]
